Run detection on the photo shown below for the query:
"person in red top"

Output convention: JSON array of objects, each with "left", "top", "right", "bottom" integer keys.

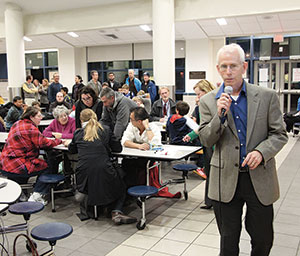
[{"left": 0, "top": 107, "right": 63, "bottom": 204}]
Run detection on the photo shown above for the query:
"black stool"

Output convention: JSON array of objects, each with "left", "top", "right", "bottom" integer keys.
[
  {"left": 5, "top": 202, "right": 44, "bottom": 252},
  {"left": 128, "top": 185, "right": 158, "bottom": 230},
  {"left": 172, "top": 163, "right": 197, "bottom": 200},
  {"left": 38, "top": 174, "right": 65, "bottom": 212},
  {"left": 31, "top": 222, "right": 73, "bottom": 255}
]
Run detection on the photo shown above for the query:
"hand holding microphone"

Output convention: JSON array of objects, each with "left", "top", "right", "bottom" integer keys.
[{"left": 217, "top": 86, "right": 233, "bottom": 118}]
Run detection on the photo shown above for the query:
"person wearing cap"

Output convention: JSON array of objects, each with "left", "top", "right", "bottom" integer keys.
[{"left": 142, "top": 72, "right": 157, "bottom": 104}]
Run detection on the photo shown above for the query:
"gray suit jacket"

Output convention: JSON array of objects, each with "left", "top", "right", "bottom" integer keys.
[{"left": 199, "top": 82, "right": 288, "bottom": 206}]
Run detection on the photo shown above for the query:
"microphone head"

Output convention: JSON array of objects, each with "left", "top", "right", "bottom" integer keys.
[{"left": 224, "top": 86, "right": 233, "bottom": 95}]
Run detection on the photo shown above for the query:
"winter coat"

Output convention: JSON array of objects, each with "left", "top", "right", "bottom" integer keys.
[
  {"left": 0, "top": 119, "right": 61, "bottom": 174},
  {"left": 68, "top": 126, "right": 124, "bottom": 206}
]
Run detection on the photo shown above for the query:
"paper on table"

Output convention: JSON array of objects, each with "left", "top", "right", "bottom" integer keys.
[{"left": 184, "top": 116, "right": 200, "bottom": 131}]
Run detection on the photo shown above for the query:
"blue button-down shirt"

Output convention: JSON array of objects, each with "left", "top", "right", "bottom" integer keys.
[{"left": 216, "top": 81, "right": 248, "bottom": 165}]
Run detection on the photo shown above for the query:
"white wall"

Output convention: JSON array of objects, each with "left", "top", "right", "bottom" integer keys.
[
  {"left": 74, "top": 47, "right": 88, "bottom": 84},
  {"left": 185, "top": 39, "right": 213, "bottom": 93},
  {"left": 87, "top": 41, "right": 185, "bottom": 62},
  {"left": 88, "top": 44, "right": 132, "bottom": 62},
  {"left": 212, "top": 38, "right": 225, "bottom": 86},
  {"left": 58, "top": 48, "right": 76, "bottom": 89}
]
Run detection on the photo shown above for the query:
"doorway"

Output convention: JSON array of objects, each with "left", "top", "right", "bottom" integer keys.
[{"left": 254, "top": 60, "right": 300, "bottom": 113}]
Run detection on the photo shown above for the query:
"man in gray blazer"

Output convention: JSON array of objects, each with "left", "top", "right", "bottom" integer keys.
[{"left": 199, "top": 43, "right": 288, "bottom": 256}]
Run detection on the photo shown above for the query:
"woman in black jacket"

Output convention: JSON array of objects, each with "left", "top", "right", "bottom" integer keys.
[{"left": 68, "top": 109, "right": 136, "bottom": 224}]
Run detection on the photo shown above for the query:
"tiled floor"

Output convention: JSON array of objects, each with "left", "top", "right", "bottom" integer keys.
[{"left": 2, "top": 134, "right": 300, "bottom": 255}]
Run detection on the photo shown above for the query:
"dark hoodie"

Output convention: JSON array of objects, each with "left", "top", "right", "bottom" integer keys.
[{"left": 167, "top": 114, "right": 200, "bottom": 146}]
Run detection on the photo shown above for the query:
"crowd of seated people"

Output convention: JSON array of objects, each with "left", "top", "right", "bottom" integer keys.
[{"left": 0, "top": 69, "right": 217, "bottom": 224}]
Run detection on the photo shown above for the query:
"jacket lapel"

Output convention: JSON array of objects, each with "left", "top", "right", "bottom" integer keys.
[
  {"left": 227, "top": 109, "right": 239, "bottom": 140},
  {"left": 246, "top": 83, "right": 260, "bottom": 145}
]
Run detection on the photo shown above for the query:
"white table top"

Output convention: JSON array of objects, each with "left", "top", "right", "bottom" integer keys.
[
  {"left": 0, "top": 132, "right": 8, "bottom": 144},
  {"left": 0, "top": 177, "right": 22, "bottom": 204},
  {"left": 113, "top": 144, "right": 201, "bottom": 161},
  {"left": 39, "top": 119, "right": 54, "bottom": 126}
]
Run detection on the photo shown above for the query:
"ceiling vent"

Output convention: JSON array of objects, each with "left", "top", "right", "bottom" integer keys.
[{"left": 105, "top": 34, "right": 119, "bottom": 39}]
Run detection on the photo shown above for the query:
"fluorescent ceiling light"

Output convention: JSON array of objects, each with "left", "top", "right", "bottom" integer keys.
[
  {"left": 216, "top": 18, "right": 227, "bottom": 26},
  {"left": 23, "top": 36, "right": 32, "bottom": 42},
  {"left": 67, "top": 32, "right": 79, "bottom": 38},
  {"left": 139, "top": 25, "right": 151, "bottom": 31}
]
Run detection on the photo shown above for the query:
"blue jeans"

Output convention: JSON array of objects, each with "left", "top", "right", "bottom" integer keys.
[{"left": 0, "top": 167, "right": 51, "bottom": 194}]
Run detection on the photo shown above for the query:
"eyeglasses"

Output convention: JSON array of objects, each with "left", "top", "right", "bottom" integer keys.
[
  {"left": 82, "top": 96, "right": 92, "bottom": 101},
  {"left": 219, "top": 64, "right": 240, "bottom": 72}
]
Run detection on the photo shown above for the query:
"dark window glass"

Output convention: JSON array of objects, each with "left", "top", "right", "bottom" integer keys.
[
  {"left": 175, "top": 70, "right": 185, "bottom": 91},
  {"left": 45, "top": 52, "right": 58, "bottom": 67},
  {"left": 227, "top": 38, "right": 250, "bottom": 58},
  {"left": 253, "top": 38, "right": 272, "bottom": 58},
  {"left": 25, "top": 53, "right": 43, "bottom": 68},
  {"left": 140, "top": 60, "right": 153, "bottom": 69},
  {"left": 103, "top": 61, "right": 130, "bottom": 70},
  {"left": 290, "top": 37, "right": 300, "bottom": 56},
  {"left": 0, "top": 54, "right": 8, "bottom": 79},
  {"left": 88, "top": 62, "right": 102, "bottom": 70},
  {"left": 175, "top": 58, "right": 185, "bottom": 68}
]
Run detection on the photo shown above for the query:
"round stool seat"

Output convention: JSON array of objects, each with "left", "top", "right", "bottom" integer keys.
[
  {"left": 9, "top": 202, "right": 44, "bottom": 215},
  {"left": 173, "top": 164, "right": 197, "bottom": 172},
  {"left": 39, "top": 174, "right": 65, "bottom": 184},
  {"left": 31, "top": 222, "right": 73, "bottom": 242},
  {"left": 128, "top": 185, "right": 158, "bottom": 197}
]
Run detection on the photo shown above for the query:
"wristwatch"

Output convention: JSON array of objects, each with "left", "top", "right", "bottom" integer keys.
[{"left": 145, "top": 127, "right": 152, "bottom": 131}]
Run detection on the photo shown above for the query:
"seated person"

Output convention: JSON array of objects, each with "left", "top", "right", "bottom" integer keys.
[
  {"left": 167, "top": 101, "right": 200, "bottom": 146},
  {"left": 150, "top": 86, "right": 176, "bottom": 122},
  {"left": 132, "top": 96, "right": 145, "bottom": 108},
  {"left": 121, "top": 107, "right": 161, "bottom": 187},
  {"left": 75, "top": 86, "right": 103, "bottom": 128},
  {"left": 4, "top": 96, "right": 27, "bottom": 131},
  {"left": 67, "top": 109, "right": 137, "bottom": 224},
  {"left": 61, "top": 87, "right": 73, "bottom": 107},
  {"left": 31, "top": 101, "right": 41, "bottom": 111},
  {"left": 0, "top": 107, "right": 62, "bottom": 204},
  {"left": 43, "top": 105, "right": 76, "bottom": 179},
  {"left": 43, "top": 105, "right": 76, "bottom": 139},
  {"left": 102, "top": 82, "right": 109, "bottom": 89},
  {"left": 49, "top": 92, "right": 72, "bottom": 114},
  {"left": 137, "top": 90, "right": 151, "bottom": 114},
  {"left": 122, "top": 84, "right": 134, "bottom": 99}
]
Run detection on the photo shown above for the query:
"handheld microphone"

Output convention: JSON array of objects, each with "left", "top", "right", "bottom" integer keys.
[{"left": 221, "top": 86, "right": 233, "bottom": 118}]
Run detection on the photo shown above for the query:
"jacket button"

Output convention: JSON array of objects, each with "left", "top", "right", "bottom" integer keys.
[
  {"left": 235, "top": 146, "right": 239, "bottom": 150},
  {"left": 235, "top": 163, "right": 239, "bottom": 167}
]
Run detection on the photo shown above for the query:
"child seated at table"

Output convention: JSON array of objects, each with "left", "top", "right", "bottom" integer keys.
[
  {"left": 167, "top": 101, "right": 200, "bottom": 146},
  {"left": 122, "top": 84, "right": 134, "bottom": 99}
]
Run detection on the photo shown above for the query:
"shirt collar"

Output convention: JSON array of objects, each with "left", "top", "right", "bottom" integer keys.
[{"left": 215, "top": 80, "right": 246, "bottom": 99}]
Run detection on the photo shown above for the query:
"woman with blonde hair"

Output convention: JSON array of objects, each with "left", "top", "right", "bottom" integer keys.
[
  {"left": 68, "top": 109, "right": 137, "bottom": 224},
  {"left": 183, "top": 79, "right": 215, "bottom": 210}
]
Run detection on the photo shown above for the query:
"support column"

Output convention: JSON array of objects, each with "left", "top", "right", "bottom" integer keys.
[
  {"left": 152, "top": 0, "right": 175, "bottom": 99},
  {"left": 4, "top": 3, "right": 26, "bottom": 100}
]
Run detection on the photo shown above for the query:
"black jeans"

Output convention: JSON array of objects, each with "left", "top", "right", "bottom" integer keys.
[{"left": 212, "top": 172, "right": 274, "bottom": 256}]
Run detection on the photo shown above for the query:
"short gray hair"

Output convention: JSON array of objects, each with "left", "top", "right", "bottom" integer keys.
[
  {"left": 53, "top": 105, "right": 69, "bottom": 119},
  {"left": 216, "top": 43, "right": 245, "bottom": 64},
  {"left": 100, "top": 87, "right": 115, "bottom": 99}
]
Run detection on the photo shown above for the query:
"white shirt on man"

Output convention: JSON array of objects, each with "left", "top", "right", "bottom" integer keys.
[{"left": 121, "top": 122, "right": 161, "bottom": 146}]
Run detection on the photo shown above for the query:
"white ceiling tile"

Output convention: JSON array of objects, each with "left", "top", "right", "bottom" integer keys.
[
  {"left": 235, "top": 15, "right": 258, "bottom": 24},
  {"left": 256, "top": 14, "right": 280, "bottom": 22},
  {"left": 197, "top": 19, "right": 218, "bottom": 26},
  {"left": 176, "top": 21, "right": 207, "bottom": 39},
  {"left": 279, "top": 11, "right": 300, "bottom": 20}
]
